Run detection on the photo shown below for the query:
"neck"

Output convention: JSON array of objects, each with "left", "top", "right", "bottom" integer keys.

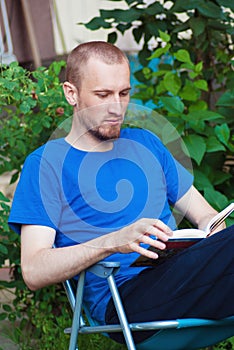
[{"left": 65, "top": 128, "right": 114, "bottom": 152}]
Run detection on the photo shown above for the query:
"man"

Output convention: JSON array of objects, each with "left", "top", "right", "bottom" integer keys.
[{"left": 9, "top": 41, "right": 234, "bottom": 344}]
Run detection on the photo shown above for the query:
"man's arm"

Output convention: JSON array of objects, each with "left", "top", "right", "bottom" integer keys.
[
  {"left": 174, "top": 185, "right": 225, "bottom": 232},
  {"left": 21, "top": 218, "right": 173, "bottom": 290}
]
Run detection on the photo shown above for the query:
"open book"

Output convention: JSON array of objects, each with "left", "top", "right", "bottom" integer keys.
[{"left": 131, "top": 203, "right": 234, "bottom": 267}]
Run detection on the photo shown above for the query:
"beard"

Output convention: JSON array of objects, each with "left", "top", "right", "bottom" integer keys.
[{"left": 89, "top": 124, "right": 121, "bottom": 141}]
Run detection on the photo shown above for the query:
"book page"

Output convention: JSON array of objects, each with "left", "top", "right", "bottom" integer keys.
[
  {"left": 204, "top": 203, "right": 234, "bottom": 234},
  {"left": 171, "top": 228, "right": 206, "bottom": 239}
]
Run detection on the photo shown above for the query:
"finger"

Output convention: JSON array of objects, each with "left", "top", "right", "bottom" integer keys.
[
  {"left": 152, "top": 219, "right": 173, "bottom": 236},
  {"left": 132, "top": 242, "right": 160, "bottom": 260},
  {"left": 141, "top": 234, "right": 166, "bottom": 250},
  {"left": 145, "top": 225, "right": 172, "bottom": 242}
]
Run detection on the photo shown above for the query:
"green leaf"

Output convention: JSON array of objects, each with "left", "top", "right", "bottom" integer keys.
[
  {"left": 206, "top": 136, "right": 226, "bottom": 153},
  {"left": 145, "top": 22, "right": 159, "bottom": 37},
  {"left": 145, "top": 2, "right": 164, "bottom": 15},
  {"left": 180, "top": 85, "right": 199, "bottom": 102},
  {"left": 0, "top": 192, "right": 10, "bottom": 202},
  {"left": 182, "top": 134, "right": 206, "bottom": 165},
  {"left": 216, "top": 90, "right": 234, "bottom": 107},
  {"left": 19, "top": 101, "right": 31, "bottom": 114},
  {"left": 160, "top": 96, "right": 184, "bottom": 114},
  {"left": 82, "top": 17, "right": 111, "bottom": 30},
  {"left": 1, "top": 80, "right": 18, "bottom": 91},
  {"left": 212, "top": 171, "right": 232, "bottom": 186},
  {"left": 194, "top": 80, "right": 208, "bottom": 91},
  {"left": 0, "top": 243, "right": 8, "bottom": 255},
  {"left": 133, "top": 26, "right": 144, "bottom": 44},
  {"left": 181, "top": 62, "right": 195, "bottom": 71},
  {"left": 2, "top": 304, "right": 12, "bottom": 312},
  {"left": 181, "top": 115, "right": 205, "bottom": 132},
  {"left": 149, "top": 43, "right": 171, "bottom": 59},
  {"left": 100, "top": 8, "right": 141, "bottom": 23},
  {"left": 108, "top": 31, "right": 117, "bottom": 44},
  {"left": 196, "top": 1, "right": 223, "bottom": 19},
  {"left": 216, "top": 0, "right": 234, "bottom": 11},
  {"left": 193, "top": 169, "right": 213, "bottom": 190},
  {"left": 204, "top": 187, "right": 229, "bottom": 211},
  {"left": 163, "top": 72, "right": 181, "bottom": 96},
  {"left": 189, "top": 100, "right": 207, "bottom": 112},
  {"left": 215, "top": 124, "right": 230, "bottom": 146},
  {"left": 10, "top": 172, "right": 20, "bottom": 184},
  {"left": 187, "top": 110, "right": 223, "bottom": 121},
  {"left": 0, "top": 312, "right": 7, "bottom": 321},
  {"left": 195, "top": 62, "right": 203, "bottom": 73},
  {"left": 189, "top": 17, "right": 206, "bottom": 37},
  {"left": 117, "top": 23, "right": 131, "bottom": 34},
  {"left": 174, "top": 49, "right": 192, "bottom": 64},
  {"left": 156, "top": 80, "right": 167, "bottom": 95},
  {"left": 159, "top": 30, "right": 170, "bottom": 43},
  {"left": 31, "top": 121, "right": 43, "bottom": 134},
  {"left": 139, "top": 45, "right": 152, "bottom": 66}
]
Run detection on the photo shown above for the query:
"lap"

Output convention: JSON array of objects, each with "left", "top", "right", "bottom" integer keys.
[{"left": 105, "top": 225, "right": 234, "bottom": 343}]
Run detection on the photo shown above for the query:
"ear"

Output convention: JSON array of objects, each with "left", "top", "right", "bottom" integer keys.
[{"left": 63, "top": 82, "right": 78, "bottom": 106}]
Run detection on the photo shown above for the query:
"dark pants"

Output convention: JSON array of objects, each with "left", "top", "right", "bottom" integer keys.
[{"left": 105, "top": 225, "right": 234, "bottom": 344}]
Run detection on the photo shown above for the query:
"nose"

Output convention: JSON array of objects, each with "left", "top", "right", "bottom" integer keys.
[
  {"left": 107, "top": 94, "right": 126, "bottom": 117},
  {"left": 108, "top": 101, "right": 123, "bottom": 117}
]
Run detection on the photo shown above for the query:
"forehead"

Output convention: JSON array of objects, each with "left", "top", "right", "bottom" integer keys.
[{"left": 81, "top": 57, "right": 130, "bottom": 89}]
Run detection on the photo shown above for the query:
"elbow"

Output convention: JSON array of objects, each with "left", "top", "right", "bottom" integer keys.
[{"left": 21, "top": 263, "right": 42, "bottom": 291}]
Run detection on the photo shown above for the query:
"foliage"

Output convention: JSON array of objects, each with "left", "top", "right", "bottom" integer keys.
[
  {"left": 129, "top": 32, "right": 234, "bottom": 217},
  {"left": 81, "top": 0, "right": 234, "bottom": 216},
  {"left": 0, "top": 61, "right": 74, "bottom": 349},
  {"left": 0, "top": 60, "right": 126, "bottom": 349},
  {"left": 0, "top": 60, "right": 72, "bottom": 181},
  {"left": 81, "top": 0, "right": 234, "bottom": 96}
]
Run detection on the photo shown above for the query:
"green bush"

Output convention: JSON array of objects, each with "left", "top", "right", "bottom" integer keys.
[
  {"left": 0, "top": 60, "right": 71, "bottom": 179},
  {"left": 0, "top": 61, "right": 74, "bottom": 349},
  {"left": 128, "top": 31, "right": 234, "bottom": 216}
]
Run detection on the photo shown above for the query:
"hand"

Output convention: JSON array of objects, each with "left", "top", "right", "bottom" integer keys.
[{"left": 113, "top": 218, "right": 173, "bottom": 260}]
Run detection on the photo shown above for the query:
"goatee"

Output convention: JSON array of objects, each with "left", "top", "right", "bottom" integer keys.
[{"left": 89, "top": 124, "right": 121, "bottom": 141}]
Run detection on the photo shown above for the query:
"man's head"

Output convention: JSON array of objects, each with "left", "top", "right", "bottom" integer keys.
[
  {"left": 66, "top": 41, "right": 129, "bottom": 90},
  {"left": 63, "top": 41, "right": 131, "bottom": 145}
]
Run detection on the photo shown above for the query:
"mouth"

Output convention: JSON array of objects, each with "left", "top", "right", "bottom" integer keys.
[{"left": 104, "top": 119, "right": 123, "bottom": 126}]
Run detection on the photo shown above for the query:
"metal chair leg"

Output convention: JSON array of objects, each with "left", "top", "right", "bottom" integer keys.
[
  {"left": 107, "top": 274, "right": 136, "bottom": 350},
  {"left": 69, "top": 272, "right": 85, "bottom": 350}
]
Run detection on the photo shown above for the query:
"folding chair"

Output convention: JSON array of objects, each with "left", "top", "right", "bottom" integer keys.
[{"left": 62, "top": 260, "right": 234, "bottom": 350}]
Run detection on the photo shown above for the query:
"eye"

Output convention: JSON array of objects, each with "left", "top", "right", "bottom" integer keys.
[
  {"left": 97, "top": 93, "right": 111, "bottom": 100},
  {"left": 120, "top": 89, "right": 131, "bottom": 97}
]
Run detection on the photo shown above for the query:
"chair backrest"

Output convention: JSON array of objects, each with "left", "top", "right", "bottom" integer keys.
[{"left": 61, "top": 260, "right": 234, "bottom": 350}]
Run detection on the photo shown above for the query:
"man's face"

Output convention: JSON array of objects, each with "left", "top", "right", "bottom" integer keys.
[{"left": 76, "top": 57, "right": 131, "bottom": 141}]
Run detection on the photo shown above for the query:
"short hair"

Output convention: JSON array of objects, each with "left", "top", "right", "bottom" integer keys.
[{"left": 65, "top": 41, "right": 129, "bottom": 89}]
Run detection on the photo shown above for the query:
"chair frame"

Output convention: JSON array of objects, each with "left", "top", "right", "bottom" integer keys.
[{"left": 62, "top": 261, "right": 234, "bottom": 350}]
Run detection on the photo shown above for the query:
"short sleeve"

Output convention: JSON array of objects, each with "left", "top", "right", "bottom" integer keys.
[
  {"left": 139, "top": 128, "right": 194, "bottom": 205},
  {"left": 8, "top": 152, "right": 62, "bottom": 234},
  {"left": 163, "top": 153, "right": 193, "bottom": 204}
]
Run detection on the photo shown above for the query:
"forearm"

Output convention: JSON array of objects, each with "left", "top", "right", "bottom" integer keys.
[
  {"left": 21, "top": 219, "right": 173, "bottom": 290},
  {"left": 175, "top": 186, "right": 225, "bottom": 231},
  {"left": 21, "top": 226, "right": 115, "bottom": 291}
]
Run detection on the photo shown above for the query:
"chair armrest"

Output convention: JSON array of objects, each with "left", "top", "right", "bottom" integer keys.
[{"left": 87, "top": 261, "right": 120, "bottom": 278}]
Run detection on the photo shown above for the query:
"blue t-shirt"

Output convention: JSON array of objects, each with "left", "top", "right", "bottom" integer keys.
[{"left": 8, "top": 127, "right": 193, "bottom": 323}]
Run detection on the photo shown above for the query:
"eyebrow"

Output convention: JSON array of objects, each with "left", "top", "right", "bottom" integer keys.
[{"left": 93, "top": 87, "right": 132, "bottom": 93}]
